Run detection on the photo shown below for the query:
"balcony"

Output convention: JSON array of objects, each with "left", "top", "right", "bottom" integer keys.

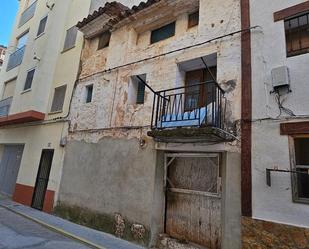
[
  {"left": 148, "top": 81, "right": 234, "bottom": 143},
  {"left": 7, "top": 46, "right": 26, "bottom": 71},
  {"left": 0, "top": 97, "right": 13, "bottom": 117},
  {"left": 19, "top": 1, "right": 37, "bottom": 27}
]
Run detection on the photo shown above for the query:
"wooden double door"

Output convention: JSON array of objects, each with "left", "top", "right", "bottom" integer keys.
[{"left": 165, "top": 153, "right": 222, "bottom": 249}]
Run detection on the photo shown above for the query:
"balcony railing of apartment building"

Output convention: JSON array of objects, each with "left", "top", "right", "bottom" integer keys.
[
  {"left": 6, "top": 46, "right": 26, "bottom": 71},
  {"left": 19, "top": 1, "right": 37, "bottom": 27},
  {"left": 0, "top": 97, "right": 13, "bottom": 118},
  {"left": 148, "top": 81, "right": 232, "bottom": 142}
]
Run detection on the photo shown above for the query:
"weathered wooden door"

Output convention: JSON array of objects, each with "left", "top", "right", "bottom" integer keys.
[
  {"left": 32, "top": 149, "right": 54, "bottom": 210},
  {"left": 165, "top": 153, "right": 221, "bottom": 249},
  {"left": 0, "top": 145, "right": 24, "bottom": 197}
]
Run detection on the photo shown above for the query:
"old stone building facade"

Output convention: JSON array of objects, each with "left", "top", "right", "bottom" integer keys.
[{"left": 56, "top": 0, "right": 243, "bottom": 248}]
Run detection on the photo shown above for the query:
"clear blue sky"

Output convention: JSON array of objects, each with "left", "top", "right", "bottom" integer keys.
[{"left": 0, "top": 1, "right": 19, "bottom": 46}]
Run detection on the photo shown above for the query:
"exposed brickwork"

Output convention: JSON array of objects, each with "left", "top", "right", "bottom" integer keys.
[{"left": 242, "top": 217, "right": 309, "bottom": 249}]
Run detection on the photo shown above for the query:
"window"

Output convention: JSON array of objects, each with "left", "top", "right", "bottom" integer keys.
[
  {"left": 285, "top": 13, "right": 309, "bottom": 57},
  {"left": 2, "top": 78, "right": 16, "bottom": 99},
  {"left": 24, "top": 69, "right": 35, "bottom": 90},
  {"left": 188, "top": 11, "right": 199, "bottom": 28},
  {"left": 85, "top": 85, "right": 93, "bottom": 103},
  {"left": 292, "top": 138, "right": 309, "bottom": 203},
  {"left": 17, "top": 31, "right": 29, "bottom": 49},
  {"left": 151, "top": 22, "right": 176, "bottom": 44},
  {"left": 129, "top": 74, "right": 146, "bottom": 105},
  {"left": 98, "top": 31, "right": 111, "bottom": 50},
  {"left": 50, "top": 85, "right": 67, "bottom": 112},
  {"left": 37, "top": 16, "right": 48, "bottom": 37},
  {"left": 63, "top": 26, "right": 78, "bottom": 51}
]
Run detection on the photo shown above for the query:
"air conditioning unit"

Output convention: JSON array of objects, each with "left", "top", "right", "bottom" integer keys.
[{"left": 271, "top": 66, "right": 290, "bottom": 92}]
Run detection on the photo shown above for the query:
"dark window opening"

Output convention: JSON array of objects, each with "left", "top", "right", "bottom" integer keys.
[
  {"left": 86, "top": 85, "right": 93, "bottom": 103},
  {"left": 37, "top": 16, "right": 48, "bottom": 36},
  {"left": 136, "top": 81, "right": 145, "bottom": 104},
  {"left": 24, "top": 69, "right": 35, "bottom": 90},
  {"left": 151, "top": 22, "right": 176, "bottom": 44},
  {"left": 293, "top": 138, "right": 309, "bottom": 202},
  {"left": 285, "top": 13, "right": 309, "bottom": 57},
  {"left": 98, "top": 31, "right": 111, "bottom": 50},
  {"left": 188, "top": 11, "right": 199, "bottom": 28},
  {"left": 51, "top": 85, "right": 67, "bottom": 112}
]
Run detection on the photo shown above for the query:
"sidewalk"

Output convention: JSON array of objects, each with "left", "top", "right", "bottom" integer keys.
[{"left": 0, "top": 198, "right": 146, "bottom": 249}]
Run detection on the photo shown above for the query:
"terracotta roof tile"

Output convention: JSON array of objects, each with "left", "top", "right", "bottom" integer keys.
[{"left": 77, "top": 0, "right": 162, "bottom": 29}]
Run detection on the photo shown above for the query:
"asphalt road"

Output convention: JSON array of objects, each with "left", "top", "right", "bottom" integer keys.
[{"left": 0, "top": 206, "right": 91, "bottom": 249}]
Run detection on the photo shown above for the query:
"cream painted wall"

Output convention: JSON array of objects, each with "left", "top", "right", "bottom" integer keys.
[{"left": 251, "top": 0, "right": 309, "bottom": 228}]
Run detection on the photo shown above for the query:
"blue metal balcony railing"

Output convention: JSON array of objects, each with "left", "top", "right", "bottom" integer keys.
[
  {"left": 0, "top": 97, "right": 13, "bottom": 118},
  {"left": 19, "top": 1, "right": 37, "bottom": 27},
  {"left": 6, "top": 46, "right": 26, "bottom": 71}
]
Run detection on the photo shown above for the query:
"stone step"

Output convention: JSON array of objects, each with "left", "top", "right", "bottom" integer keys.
[{"left": 155, "top": 234, "right": 208, "bottom": 249}]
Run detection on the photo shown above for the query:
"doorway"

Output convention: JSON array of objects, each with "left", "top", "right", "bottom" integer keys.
[
  {"left": 0, "top": 145, "right": 24, "bottom": 197},
  {"left": 31, "top": 149, "right": 54, "bottom": 210},
  {"left": 164, "top": 153, "right": 222, "bottom": 249}
]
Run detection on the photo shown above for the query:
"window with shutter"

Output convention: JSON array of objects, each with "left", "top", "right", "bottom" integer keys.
[
  {"left": 98, "top": 31, "right": 111, "bottom": 50},
  {"left": 188, "top": 11, "right": 199, "bottom": 28},
  {"left": 63, "top": 26, "right": 78, "bottom": 52},
  {"left": 136, "top": 82, "right": 145, "bottom": 104},
  {"left": 24, "top": 69, "right": 35, "bottom": 90},
  {"left": 50, "top": 85, "right": 67, "bottom": 112},
  {"left": 291, "top": 138, "right": 309, "bottom": 204},
  {"left": 285, "top": 13, "right": 309, "bottom": 57},
  {"left": 37, "top": 16, "right": 48, "bottom": 37},
  {"left": 151, "top": 22, "right": 176, "bottom": 44}
]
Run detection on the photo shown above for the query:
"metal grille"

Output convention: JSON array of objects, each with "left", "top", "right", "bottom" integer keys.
[
  {"left": 285, "top": 13, "right": 309, "bottom": 57},
  {"left": 51, "top": 85, "right": 67, "bottom": 112},
  {"left": 32, "top": 150, "right": 54, "bottom": 210}
]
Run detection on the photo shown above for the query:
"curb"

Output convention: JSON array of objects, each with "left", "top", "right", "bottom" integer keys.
[{"left": 0, "top": 203, "right": 106, "bottom": 249}]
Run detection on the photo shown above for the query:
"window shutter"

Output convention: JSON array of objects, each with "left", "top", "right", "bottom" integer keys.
[
  {"left": 136, "top": 82, "right": 145, "bottom": 104},
  {"left": 24, "top": 69, "right": 35, "bottom": 90},
  {"left": 51, "top": 85, "right": 67, "bottom": 112},
  {"left": 63, "top": 26, "right": 78, "bottom": 51},
  {"left": 188, "top": 11, "right": 199, "bottom": 28},
  {"left": 37, "top": 16, "right": 48, "bottom": 36}
]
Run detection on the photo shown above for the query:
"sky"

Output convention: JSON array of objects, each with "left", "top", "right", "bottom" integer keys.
[{"left": 0, "top": 1, "right": 19, "bottom": 46}]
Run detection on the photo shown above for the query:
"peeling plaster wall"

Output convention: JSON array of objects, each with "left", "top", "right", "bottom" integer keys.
[
  {"left": 71, "top": 0, "right": 241, "bottom": 136},
  {"left": 250, "top": 0, "right": 309, "bottom": 229},
  {"left": 59, "top": 0, "right": 242, "bottom": 246}
]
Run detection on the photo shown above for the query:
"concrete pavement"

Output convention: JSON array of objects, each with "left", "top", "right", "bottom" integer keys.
[
  {"left": 0, "top": 206, "right": 90, "bottom": 249},
  {"left": 0, "top": 198, "right": 145, "bottom": 249}
]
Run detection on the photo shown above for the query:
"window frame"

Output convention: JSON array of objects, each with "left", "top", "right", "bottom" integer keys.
[
  {"left": 150, "top": 21, "right": 176, "bottom": 44},
  {"left": 85, "top": 84, "right": 93, "bottom": 103},
  {"left": 50, "top": 84, "right": 67, "bottom": 113},
  {"left": 23, "top": 68, "right": 35, "bottom": 91},
  {"left": 37, "top": 15, "right": 48, "bottom": 37},
  {"left": 63, "top": 26, "right": 78, "bottom": 52},
  {"left": 188, "top": 10, "right": 199, "bottom": 28},
  {"left": 284, "top": 12, "right": 309, "bottom": 57},
  {"left": 98, "top": 31, "right": 111, "bottom": 50},
  {"left": 289, "top": 135, "right": 309, "bottom": 204}
]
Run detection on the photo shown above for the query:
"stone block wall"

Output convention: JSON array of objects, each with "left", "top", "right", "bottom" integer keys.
[{"left": 242, "top": 217, "right": 309, "bottom": 249}]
